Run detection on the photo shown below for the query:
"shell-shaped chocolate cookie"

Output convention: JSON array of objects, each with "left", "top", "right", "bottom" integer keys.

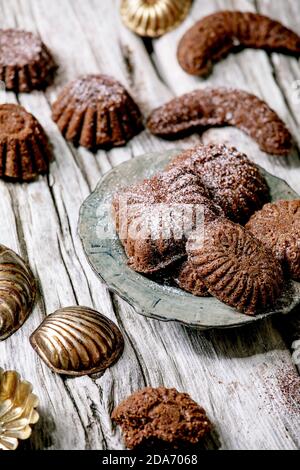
[
  {"left": 187, "top": 218, "right": 284, "bottom": 315},
  {"left": 0, "top": 29, "right": 56, "bottom": 92},
  {"left": 0, "top": 104, "right": 53, "bottom": 182},
  {"left": 51, "top": 74, "right": 143, "bottom": 150},
  {"left": 30, "top": 306, "right": 124, "bottom": 376},
  {"left": 120, "top": 0, "right": 192, "bottom": 38},
  {"left": 0, "top": 245, "right": 36, "bottom": 341},
  {"left": 174, "top": 261, "right": 210, "bottom": 297}
]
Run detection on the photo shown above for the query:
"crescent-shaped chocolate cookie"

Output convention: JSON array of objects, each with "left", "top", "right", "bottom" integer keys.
[
  {"left": 187, "top": 218, "right": 284, "bottom": 315},
  {"left": 177, "top": 11, "right": 300, "bottom": 77},
  {"left": 147, "top": 88, "right": 292, "bottom": 156}
]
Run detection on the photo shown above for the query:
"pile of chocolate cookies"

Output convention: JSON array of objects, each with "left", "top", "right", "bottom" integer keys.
[
  {"left": 113, "top": 143, "right": 300, "bottom": 316},
  {"left": 0, "top": 29, "right": 144, "bottom": 182}
]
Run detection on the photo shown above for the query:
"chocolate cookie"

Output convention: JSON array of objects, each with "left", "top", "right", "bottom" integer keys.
[
  {"left": 167, "top": 144, "right": 270, "bottom": 223},
  {"left": 112, "top": 387, "right": 211, "bottom": 449},
  {"left": 52, "top": 74, "right": 143, "bottom": 149},
  {"left": 147, "top": 88, "right": 292, "bottom": 156},
  {"left": 113, "top": 165, "right": 223, "bottom": 273},
  {"left": 174, "top": 260, "right": 209, "bottom": 297},
  {"left": 0, "top": 103, "right": 52, "bottom": 181},
  {"left": 0, "top": 29, "right": 56, "bottom": 92},
  {"left": 177, "top": 11, "right": 300, "bottom": 76},
  {"left": 187, "top": 218, "right": 284, "bottom": 315},
  {"left": 246, "top": 200, "right": 300, "bottom": 281}
]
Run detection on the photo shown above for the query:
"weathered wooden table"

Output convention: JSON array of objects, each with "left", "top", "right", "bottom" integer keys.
[{"left": 1, "top": 0, "right": 300, "bottom": 450}]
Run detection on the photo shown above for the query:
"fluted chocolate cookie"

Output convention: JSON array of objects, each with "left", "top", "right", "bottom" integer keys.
[
  {"left": 147, "top": 88, "right": 292, "bottom": 156},
  {"left": 0, "top": 103, "right": 52, "bottom": 181},
  {"left": 246, "top": 200, "right": 300, "bottom": 281},
  {"left": 167, "top": 144, "right": 270, "bottom": 223},
  {"left": 0, "top": 29, "right": 56, "bottom": 92},
  {"left": 187, "top": 218, "right": 284, "bottom": 315},
  {"left": 112, "top": 387, "right": 211, "bottom": 449},
  {"left": 52, "top": 74, "right": 143, "bottom": 149},
  {"left": 177, "top": 11, "right": 300, "bottom": 77}
]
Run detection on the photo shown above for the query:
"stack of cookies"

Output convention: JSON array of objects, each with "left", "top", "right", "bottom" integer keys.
[{"left": 113, "top": 144, "right": 300, "bottom": 316}]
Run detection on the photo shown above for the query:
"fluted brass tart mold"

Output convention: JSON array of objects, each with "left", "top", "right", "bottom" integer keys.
[
  {"left": 0, "top": 245, "right": 36, "bottom": 341},
  {"left": 30, "top": 306, "right": 124, "bottom": 376},
  {"left": 120, "top": 0, "right": 192, "bottom": 38},
  {"left": 0, "top": 368, "right": 39, "bottom": 450}
]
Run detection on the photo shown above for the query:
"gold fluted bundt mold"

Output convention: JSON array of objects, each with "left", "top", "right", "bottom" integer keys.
[
  {"left": 120, "top": 0, "right": 192, "bottom": 38},
  {"left": 0, "top": 245, "right": 36, "bottom": 341},
  {"left": 0, "top": 369, "right": 39, "bottom": 450}
]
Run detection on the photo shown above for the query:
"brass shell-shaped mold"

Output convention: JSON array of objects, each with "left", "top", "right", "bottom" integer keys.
[
  {"left": 30, "top": 306, "right": 124, "bottom": 377},
  {"left": 120, "top": 0, "right": 192, "bottom": 38},
  {"left": 0, "top": 245, "right": 36, "bottom": 341},
  {"left": 0, "top": 369, "right": 39, "bottom": 451}
]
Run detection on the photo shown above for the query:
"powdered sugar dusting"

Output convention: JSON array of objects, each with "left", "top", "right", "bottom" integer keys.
[
  {"left": 0, "top": 29, "right": 43, "bottom": 66},
  {"left": 148, "top": 87, "right": 293, "bottom": 155},
  {"left": 69, "top": 75, "right": 129, "bottom": 108}
]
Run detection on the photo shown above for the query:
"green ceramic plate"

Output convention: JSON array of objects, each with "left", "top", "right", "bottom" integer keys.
[{"left": 78, "top": 150, "right": 300, "bottom": 330}]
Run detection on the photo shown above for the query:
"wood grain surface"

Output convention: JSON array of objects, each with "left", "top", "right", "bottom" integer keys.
[{"left": 0, "top": 0, "right": 299, "bottom": 450}]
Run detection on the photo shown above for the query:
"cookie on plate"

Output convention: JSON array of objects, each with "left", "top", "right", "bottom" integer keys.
[
  {"left": 246, "top": 200, "right": 300, "bottom": 281},
  {"left": 167, "top": 144, "right": 270, "bottom": 224},
  {"left": 52, "top": 74, "right": 143, "bottom": 149},
  {"left": 174, "top": 260, "right": 210, "bottom": 297},
  {"left": 0, "top": 29, "right": 56, "bottom": 92},
  {"left": 112, "top": 387, "right": 211, "bottom": 449},
  {"left": 187, "top": 218, "right": 284, "bottom": 315},
  {"left": 113, "top": 165, "right": 223, "bottom": 273}
]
